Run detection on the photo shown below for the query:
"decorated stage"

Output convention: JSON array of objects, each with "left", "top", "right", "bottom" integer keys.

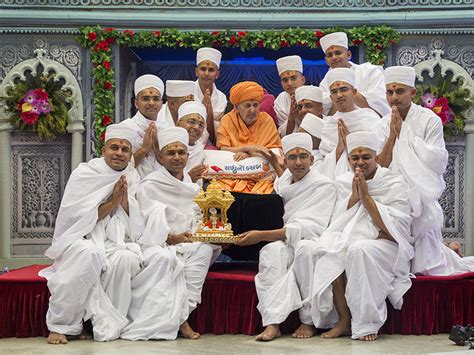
[{"left": 1, "top": 264, "right": 473, "bottom": 339}]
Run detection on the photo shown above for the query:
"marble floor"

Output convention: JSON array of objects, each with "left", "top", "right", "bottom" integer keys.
[{"left": 0, "top": 334, "right": 471, "bottom": 354}]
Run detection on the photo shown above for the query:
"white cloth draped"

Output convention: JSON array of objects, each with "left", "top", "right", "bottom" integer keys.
[
  {"left": 39, "top": 158, "right": 144, "bottom": 341},
  {"left": 320, "top": 62, "right": 390, "bottom": 117},
  {"left": 186, "top": 142, "right": 205, "bottom": 172},
  {"left": 274, "top": 91, "right": 292, "bottom": 128},
  {"left": 255, "top": 168, "right": 337, "bottom": 326},
  {"left": 377, "top": 103, "right": 474, "bottom": 275},
  {"left": 119, "top": 110, "right": 174, "bottom": 178},
  {"left": 294, "top": 167, "right": 413, "bottom": 338},
  {"left": 194, "top": 80, "right": 227, "bottom": 144},
  {"left": 319, "top": 108, "right": 380, "bottom": 180},
  {"left": 122, "top": 165, "right": 220, "bottom": 340}
]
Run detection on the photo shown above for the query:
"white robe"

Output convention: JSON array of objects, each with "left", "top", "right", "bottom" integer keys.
[
  {"left": 121, "top": 165, "right": 220, "bottom": 340},
  {"left": 255, "top": 167, "right": 337, "bottom": 326},
  {"left": 39, "top": 158, "right": 144, "bottom": 341},
  {"left": 320, "top": 62, "right": 390, "bottom": 117},
  {"left": 293, "top": 167, "right": 413, "bottom": 338},
  {"left": 319, "top": 108, "right": 380, "bottom": 180},
  {"left": 186, "top": 142, "right": 205, "bottom": 172},
  {"left": 377, "top": 103, "right": 474, "bottom": 275},
  {"left": 194, "top": 80, "right": 228, "bottom": 144},
  {"left": 119, "top": 110, "right": 173, "bottom": 178},
  {"left": 274, "top": 91, "right": 292, "bottom": 128}
]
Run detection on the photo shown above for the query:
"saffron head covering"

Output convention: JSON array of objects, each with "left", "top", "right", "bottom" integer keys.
[{"left": 229, "top": 81, "right": 265, "bottom": 106}]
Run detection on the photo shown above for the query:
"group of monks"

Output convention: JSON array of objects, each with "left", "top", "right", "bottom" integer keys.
[{"left": 39, "top": 31, "right": 474, "bottom": 345}]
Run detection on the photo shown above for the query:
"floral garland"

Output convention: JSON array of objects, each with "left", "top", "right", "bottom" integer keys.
[
  {"left": 77, "top": 25, "right": 400, "bottom": 152},
  {"left": 414, "top": 78, "right": 471, "bottom": 140},
  {"left": 3, "top": 73, "right": 70, "bottom": 140}
]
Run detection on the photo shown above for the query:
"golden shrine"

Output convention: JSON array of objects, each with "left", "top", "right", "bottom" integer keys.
[{"left": 191, "top": 179, "right": 240, "bottom": 243}]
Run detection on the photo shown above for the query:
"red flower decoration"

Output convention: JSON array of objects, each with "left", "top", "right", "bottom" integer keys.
[
  {"left": 20, "top": 111, "right": 39, "bottom": 125},
  {"left": 94, "top": 40, "right": 110, "bottom": 52},
  {"left": 123, "top": 29, "right": 135, "bottom": 37},
  {"left": 375, "top": 44, "right": 383, "bottom": 51},
  {"left": 280, "top": 40, "right": 289, "bottom": 48},
  {"left": 237, "top": 31, "right": 247, "bottom": 38},
  {"left": 296, "top": 41, "right": 308, "bottom": 47},
  {"left": 100, "top": 131, "right": 106, "bottom": 142},
  {"left": 229, "top": 36, "right": 238, "bottom": 46},
  {"left": 314, "top": 30, "right": 324, "bottom": 38},
  {"left": 88, "top": 32, "right": 98, "bottom": 42},
  {"left": 352, "top": 39, "right": 363, "bottom": 46},
  {"left": 315, "top": 40, "right": 321, "bottom": 47},
  {"left": 389, "top": 38, "right": 396, "bottom": 45},
  {"left": 153, "top": 31, "right": 161, "bottom": 37},
  {"left": 103, "top": 27, "right": 115, "bottom": 32},
  {"left": 33, "top": 88, "right": 48, "bottom": 101},
  {"left": 105, "top": 37, "right": 115, "bottom": 45},
  {"left": 102, "top": 61, "right": 111, "bottom": 70},
  {"left": 103, "top": 81, "right": 113, "bottom": 90},
  {"left": 257, "top": 40, "right": 264, "bottom": 48},
  {"left": 211, "top": 31, "right": 220, "bottom": 36},
  {"left": 101, "top": 114, "right": 113, "bottom": 126},
  {"left": 212, "top": 41, "right": 221, "bottom": 48}
]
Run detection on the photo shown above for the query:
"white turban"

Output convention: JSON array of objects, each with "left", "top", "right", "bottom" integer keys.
[
  {"left": 295, "top": 85, "right": 323, "bottom": 104},
  {"left": 300, "top": 113, "right": 324, "bottom": 139},
  {"left": 346, "top": 131, "right": 382, "bottom": 153},
  {"left": 165, "top": 80, "right": 196, "bottom": 98},
  {"left": 320, "top": 32, "right": 349, "bottom": 53},
  {"left": 276, "top": 55, "right": 303, "bottom": 76},
  {"left": 282, "top": 132, "right": 313, "bottom": 155},
  {"left": 134, "top": 74, "right": 165, "bottom": 97},
  {"left": 105, "top": 123, "right": 136, "bottom": 146},
  {"left": 196, "top": 47, "right": 222, "bottom": 68},
  {"left": 325, "top": 68, "right": 356, "bottom": 88},
  {"left": 178, "top": 101, "right": 207, "bottom": 121},
  {"left": 384, "top": 66, "right": 416, "bottom": 88},
  {"left": 158, "top": 126, "right": 189, "bottom": 150}
]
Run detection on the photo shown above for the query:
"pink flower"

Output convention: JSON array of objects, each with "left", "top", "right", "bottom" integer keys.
[
  {"left": 422, "top": 93, "right": 435, "bottom": 109},
  {"left": 20, "top": 111, "right": 39, "bottom": 125}
]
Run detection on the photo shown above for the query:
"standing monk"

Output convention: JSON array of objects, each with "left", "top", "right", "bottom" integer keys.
[{"left": 377, "top": 66, "right": 474, "bottom": 275}]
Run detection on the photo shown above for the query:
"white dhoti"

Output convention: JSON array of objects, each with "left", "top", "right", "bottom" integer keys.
[
  {"left": 255, "top": 168, "right": 337, "bottom": 326},
  {"left": 345, "top": 239, "right": 399, "bottom": 339},
  {"left": 42, "top": 239, "right": 128, "bottom": 341},
  {"left": 255, "top": 241, "right": 302, "bottom": 326}
]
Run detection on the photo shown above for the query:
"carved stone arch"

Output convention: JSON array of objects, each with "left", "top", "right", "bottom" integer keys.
[{"left": 0, "top": 48, "right": 85, "bottom": 169}]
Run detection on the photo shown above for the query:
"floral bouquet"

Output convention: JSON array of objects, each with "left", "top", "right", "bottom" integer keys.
[
  {"left": 3, "top": 73, "right": 70, "bottom": 140},
  {"left": 415, "top": 78, "right": 471, "bottom": 140}
]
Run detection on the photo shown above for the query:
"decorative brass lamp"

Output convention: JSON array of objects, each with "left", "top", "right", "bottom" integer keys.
[{"left": 191, "top": 179, "right": 240, "bottom": 243}]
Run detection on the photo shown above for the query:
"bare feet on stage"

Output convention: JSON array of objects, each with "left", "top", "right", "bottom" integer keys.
[
  {"left": 179, "top": 321, "right": 200, "bottom": 340},
  {"left": 47, "top": 332, "right": 68, "bottom": 344},
  {"left": 292, "top": 323, "right": 317, "bottom": 339},
  {"left": 78, "top": 329, "right": 93, "bottom": 340},
  {"left": 359, "top": 334, "right": 378, "bottom": 341},
  {"left": 320, "top": 321, "right": 351, "bottom": 339},
  {"left": 448, "top": 241, "right": 463, "bottom": 257},
  {"left": 255, "top": 324, "right": 281, "bottom": 341}
]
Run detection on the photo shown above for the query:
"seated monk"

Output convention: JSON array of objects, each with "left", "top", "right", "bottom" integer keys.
[{"left": 216, "top": 81, "right": 282, "bottom": 194}]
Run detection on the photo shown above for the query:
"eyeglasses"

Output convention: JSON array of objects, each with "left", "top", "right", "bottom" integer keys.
[
  {"left": 184, "top": 118, "right": 206, "bottom": 129},
  {"left": 286, "top": 153, "right": 310, "bottom": 161},
  {"left": 330, "top": 86, "right": 351, "bottom": 95}
]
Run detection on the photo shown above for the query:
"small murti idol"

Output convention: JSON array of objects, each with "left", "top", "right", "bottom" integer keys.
[{"left": 191, "top": 179, "right": 240, "bottom": 243}]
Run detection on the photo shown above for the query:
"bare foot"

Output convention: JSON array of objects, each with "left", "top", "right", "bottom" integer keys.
[
  {"left": 78, "top": 329, "right": 92, "bottom": 340},
  {"left": 179, "top": 321, "right": 200, "bottom": 340},
  {"left": 292, "top": 323, "right": 317, "bottom": 339},
  {"left": 47, "top": 332, "right": 68, "bottom": 345},
  {"left": 448, "top": 242, "right": 463, "bottom": 257},
  {"left": 359, "top": 334, "right": 378, "bottom": 341},
  {"left": 320, "top": 321, "right": 351, "bottom": 339},
  {"left": 255, "top": 324, "right": 281, "bottom": 342}
]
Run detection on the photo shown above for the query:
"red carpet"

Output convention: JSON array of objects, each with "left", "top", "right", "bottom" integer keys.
[{"left": 1, "top": 264, "right": 473, "bottom": 338}]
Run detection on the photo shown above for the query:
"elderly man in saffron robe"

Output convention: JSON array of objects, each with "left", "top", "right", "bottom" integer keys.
[
  {"left": 216, "top": 81, "right": 282, "bottom": 194},
  {"left": 39, "top": 124, "right": 144, "bottom": 344}
]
